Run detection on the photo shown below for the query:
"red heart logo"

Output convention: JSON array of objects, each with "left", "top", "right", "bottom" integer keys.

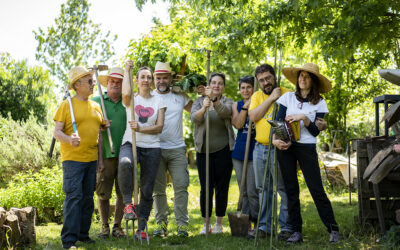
[{"left": 135, "top": 105, "right": 155, "bottom": 118}]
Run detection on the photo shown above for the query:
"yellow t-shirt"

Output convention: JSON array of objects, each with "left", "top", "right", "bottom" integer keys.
[
  {"left": 249, "top": 87, "right": 289, "bottom": 145},
  {"left": 53, "top": 97, "right": 105, "bottom": 162}
]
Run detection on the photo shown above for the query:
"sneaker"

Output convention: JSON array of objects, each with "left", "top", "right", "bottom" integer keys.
[
  {"left": 329, "top": 230, "right": 339, "bottom": 243},
  {"left": 278, "top": 231, "right": 293, "bottom": 241},
  {"left": 212, "top": 223, "right": 223, "bottom": 234},
  {"left": 177, "top": 225, "right": 189, "bottom": 237},
  {"left": 258, "top": 229, "right": 269, "bottom": 238},
  {"left": 153, "top": 221, "right": 168, "bottom": 237},
  {"left": 112, "top": 224, "right": 126, "bottom": 238},
  {"left": 246, "top": 229, "right": 255, "bottom": 239},
  {"left": 135, "top": 230, "right": 149, "bottom": 240},
  {"left": 123, "top": 203, "right": 137, "bottom": 220},
  {"left": 98, "top": 224, "right": 110, "bottom": 238},
  {"left": 62, "top": 242, "right": 76, "bottom": 249},
  {"left": 286, "top": 232, "right": 303, "bottom": 244},
  {"left": 199, "top": 224, "right": 212, "bottom": 235},
  {"left": 78, "top": 237, "right": 95, "bottom": 244}
]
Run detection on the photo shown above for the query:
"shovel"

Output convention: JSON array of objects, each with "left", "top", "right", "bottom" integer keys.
[
  {"left": 125, "top": 63, "right": 149, "bottom": 245},
  {"left": 228, "top": 120, "right": 253, "bottom": 237}
]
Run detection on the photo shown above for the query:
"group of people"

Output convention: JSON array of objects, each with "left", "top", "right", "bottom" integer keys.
[{"left": 53, "top": 60, "right": 339, "bottom": 249}]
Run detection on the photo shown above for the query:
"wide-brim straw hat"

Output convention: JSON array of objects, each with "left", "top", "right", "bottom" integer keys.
[
  {"left": 282, "top": 62, "right": 332, "bottom": 93},
  {"left": 154, "top": 61, "right": 175, "bottom": 75},
  {"left": 98, "top": 67, "right": 124, "bottom": 87},
  {"left": 68, "top": 66, "right": 94, "bottom": 90}
]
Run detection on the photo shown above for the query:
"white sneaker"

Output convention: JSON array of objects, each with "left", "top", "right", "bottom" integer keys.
[
  {"left": 212, "top": 223, "right": 223, "bottom": 234},
  {"left": 199, "top": 224, "right": 212, "bottom": 235}
]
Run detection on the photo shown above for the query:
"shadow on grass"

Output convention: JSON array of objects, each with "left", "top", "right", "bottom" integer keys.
[{"left": 35, "top": 169, "right": 385, "bottom": 249}]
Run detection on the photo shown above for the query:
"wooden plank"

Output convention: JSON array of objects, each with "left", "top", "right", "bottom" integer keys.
[
  {"left": 373, "top": 184, "right": 386, "bottom": 234},
  {"left": 396, "top": 209, "right": 400, "bottom": 224},
  {"left": 357, "top": 139, "right": 368, "bottom": 223},
  {"left": 363, "top": 146, "right": 393, "bottom": 179},
  {"left": 369, "top": 154, "right": 400, "bottom": 184}
]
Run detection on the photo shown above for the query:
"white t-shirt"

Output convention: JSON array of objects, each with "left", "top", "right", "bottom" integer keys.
[
  {"left": 277, "top": 92, "right": 328, "bottom": 144},
  {"left": 152, "top": 90, "right": 190, "bottom": 149},
  {"left": 122, "top": 94, "right": 166, "bottom": 148}
]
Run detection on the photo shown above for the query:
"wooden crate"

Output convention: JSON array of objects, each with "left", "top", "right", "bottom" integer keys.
[{"left": 355, "top": 136, "right": 400, "bottom": 225}]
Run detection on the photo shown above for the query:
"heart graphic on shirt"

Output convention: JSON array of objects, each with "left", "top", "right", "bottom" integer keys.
[{"left": 135, "top": 105, "right": 155, "bottom": 123}]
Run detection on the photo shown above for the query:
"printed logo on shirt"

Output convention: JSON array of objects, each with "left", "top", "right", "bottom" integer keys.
[
  {"left": 263, "top": 112, "right": 273, "bottom": 120},
  {"left": 135, "top": 105, "right": 155, "bottom": 123}
]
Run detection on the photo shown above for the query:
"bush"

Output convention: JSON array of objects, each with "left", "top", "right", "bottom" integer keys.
[
  {"left": 0, "top": 114, "right": 59, "bottom": 187},
  {"left": 0, "top": 165, "right": 64, "bottom": 224},
  {"left": 0, "top": 53, "right": 56, "bottom": 122}
]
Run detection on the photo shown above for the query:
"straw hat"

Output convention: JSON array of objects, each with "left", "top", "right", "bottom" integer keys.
[
  {"left": 68, "top": 66, "right": 94, "bottom": 90},
  {"left": 282, "top": 63, "right": 332, "bottom": 93},
  {"left": 98, "top": 67, "right": 124, "bottom": 87},
  {"left": 154, "top": 61, "right": 175, "bottom": 75}
]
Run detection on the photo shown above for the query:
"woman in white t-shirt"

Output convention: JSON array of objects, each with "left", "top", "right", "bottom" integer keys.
[
  {"left": 118, "top": 61, "right": 166, "bottom": 239},
  {"left": 272, "top": 63, "right": 339, "bottom": 244}
]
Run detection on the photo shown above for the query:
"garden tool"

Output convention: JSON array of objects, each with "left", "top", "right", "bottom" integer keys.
[
  {"left": 205, "top": 49, "right": 211, "bottom": 238},
  {"left": 267, "top": 120, "right": 300, "bottom": 142},
  {"left": 228, "top": 121, "right": 253, "bottom": 237},
  {"left": 255, "top": 35, "right": 283, "bottom": 246},
  {"left": 67, "top": 87, "right": 79, "bottom": 136},
  {"left": 91, "top": 64, "right": 115, "bottom": 154},
  {"left": 49, "top": 85, "right": 69, "bottom": 157},
  {"left": 124, "top": 63, "right": 143, "bottom": 245}
]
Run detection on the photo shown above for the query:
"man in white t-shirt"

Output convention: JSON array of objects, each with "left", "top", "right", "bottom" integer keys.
[{"left": 151, "top": 62, "right": 193, "bottom": 237}]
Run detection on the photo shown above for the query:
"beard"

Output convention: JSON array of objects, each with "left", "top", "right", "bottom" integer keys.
[
  {"left": 262, "top": 84, "right": 275, "bottom": 95},
  {"left": 157, "top": 84, "right": 169, "bottom": 93}
]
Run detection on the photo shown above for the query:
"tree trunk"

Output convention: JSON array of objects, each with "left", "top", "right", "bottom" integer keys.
[
  {"left": 0, "top": 207, "right": 6, "bottom": 248},
  {"left": 10, "top": 207, "right": 36, "bottom": 245},
  {"left": 0, "top": 207, "right": 36, "bottom": 248},
  {"left": 5, "top": 212, "right": 20, "bottom": 248}
]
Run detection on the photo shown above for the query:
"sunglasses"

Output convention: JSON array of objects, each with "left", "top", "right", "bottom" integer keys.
[{"left": 80, "top": 79, "right": 94, "bottom": 85}]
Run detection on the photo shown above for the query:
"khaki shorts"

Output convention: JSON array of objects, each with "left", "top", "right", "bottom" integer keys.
[{"left": 96, "top": 157, "right": 121, "bottom": 200}]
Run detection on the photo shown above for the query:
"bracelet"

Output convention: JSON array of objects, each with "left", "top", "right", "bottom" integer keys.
[{"left": 241, "top": 108, "right": 248, "bottom": 111}]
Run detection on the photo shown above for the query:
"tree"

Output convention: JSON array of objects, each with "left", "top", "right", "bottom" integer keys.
[
  {"left": 34, "top": 0, "right": 116, "bottom": 86},
  {"left": 129, "top": 0, "right": 400, "bottom": 147},
  {"left": 0, "top": 53, "right": 56, "bottom": 122}
]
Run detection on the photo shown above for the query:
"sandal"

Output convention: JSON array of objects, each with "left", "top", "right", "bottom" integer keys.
[{"left": 112, "top": 225, "right": 126, "bottom": 238}]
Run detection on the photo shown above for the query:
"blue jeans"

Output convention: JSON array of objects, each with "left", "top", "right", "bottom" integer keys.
[
  {"left": 253, "top": 142, "right": 292, "bottom": 233},
  {"left": 232, "top": 159, "right": 259, "bottom": 223},
  {"left": 61, "top": 161, "right": 97, "bottom": 244}
]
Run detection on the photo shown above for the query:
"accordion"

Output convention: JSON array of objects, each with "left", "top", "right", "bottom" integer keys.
[{"left": 268, "top": 120, "right": 301, "bottom": 142}]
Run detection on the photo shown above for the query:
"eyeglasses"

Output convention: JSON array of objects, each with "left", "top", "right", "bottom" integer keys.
[{"left": 258, "top": 75, "right": 274, "bottom": 84}]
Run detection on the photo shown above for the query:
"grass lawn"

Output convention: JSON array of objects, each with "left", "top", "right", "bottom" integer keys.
[{"left": 35, "top": 168, "right": 386, "bottom": 249}]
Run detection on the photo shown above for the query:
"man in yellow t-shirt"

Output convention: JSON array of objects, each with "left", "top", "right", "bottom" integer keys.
[
  {"left": 53, "top": 66, "right": 108, "bottom": 249},
  {"left": 248, "top": 64, "right": 293, "bottom": 240}
]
